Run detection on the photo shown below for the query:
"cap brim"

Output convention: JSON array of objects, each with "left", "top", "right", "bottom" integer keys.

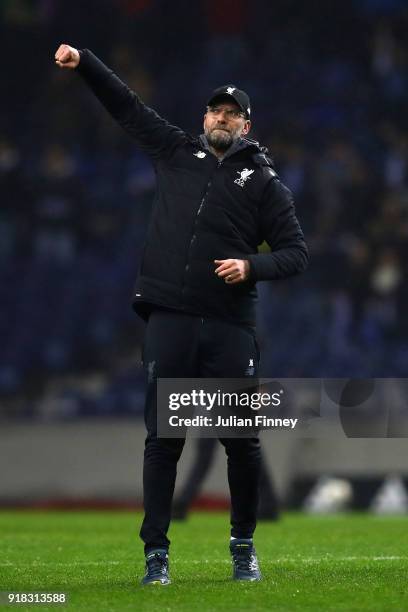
[{"left": 207, "top": 94, "right": 248, "bottom": 118}]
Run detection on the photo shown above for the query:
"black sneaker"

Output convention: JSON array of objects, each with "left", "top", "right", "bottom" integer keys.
[
  {"left": 230, "top": 539, "right": 261, "bottom": 581},
  {"left": 141, "top": 549, "right": 171, "bottom": 585}
]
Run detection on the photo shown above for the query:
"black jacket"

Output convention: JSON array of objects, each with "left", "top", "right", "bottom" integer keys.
[{"left": 77, "top": 50, "right": 309, "bottom": 326}]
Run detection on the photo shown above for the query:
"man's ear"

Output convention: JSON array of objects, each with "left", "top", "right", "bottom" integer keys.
[{"left": 242, "top": 120, "right": 251, "bottom": 136}]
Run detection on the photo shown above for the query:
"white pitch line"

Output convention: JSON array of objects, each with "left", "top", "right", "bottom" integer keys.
[
  {"left": 0, "top": 561, "right": 122, "bottom": 567},
  {"left": 177, "top": 556, "right": 408, "bottom": 563},
  {"left": 274, "top": 556, "right": 408, "bottom": 562},
  {"left": 0, "top": 557, "right": 407, "bottom": 567}
]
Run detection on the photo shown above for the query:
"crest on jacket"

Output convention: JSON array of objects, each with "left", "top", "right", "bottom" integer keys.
[
  {"left": 234, "top": 168, "right": 254, "bottom": 188},
  {"left": 193, "top": 150, "right": 206, "bottom": 158}
]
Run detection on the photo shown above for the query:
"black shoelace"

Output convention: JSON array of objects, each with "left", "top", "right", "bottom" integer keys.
[
  {"left": 146, "top": 553, "right": 167, "bottom": 576},
  {"left": 232, "top": 549, "right": 256, "bottom": 571}
]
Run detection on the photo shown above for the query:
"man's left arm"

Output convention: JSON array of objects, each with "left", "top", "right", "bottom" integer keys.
[{"left": 247, "top": 178, "right": 309, "bottom": 282}]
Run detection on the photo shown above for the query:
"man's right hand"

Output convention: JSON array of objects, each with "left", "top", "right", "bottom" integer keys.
[{"left": 55, "top": 44, "right": 80, "bottom": 69}]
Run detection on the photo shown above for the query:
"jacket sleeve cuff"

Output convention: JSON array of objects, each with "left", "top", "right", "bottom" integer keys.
[
  {"left": 246, "top": 255, "right": 261, "bottom": 283},
  {"left": 247, "top": 247, "right": 308, "bottom": 282},
  {"left": 247, "top": 254, "right": 276, "bottom": 282},
  {"left": 76, "top": 48, "right": 95, "bottom": 74}
]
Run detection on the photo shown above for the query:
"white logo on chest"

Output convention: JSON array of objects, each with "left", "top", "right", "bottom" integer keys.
[
  {"left": 193, "top": 150, "right": 206, "bottom": 158},
  {"left": 234, "top": 168, "right": 254, "bottom": 188}
]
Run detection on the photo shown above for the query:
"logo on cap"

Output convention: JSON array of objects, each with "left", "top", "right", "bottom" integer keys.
[{"left": 226, "top": 87, "right": 236, "bottom": 95}]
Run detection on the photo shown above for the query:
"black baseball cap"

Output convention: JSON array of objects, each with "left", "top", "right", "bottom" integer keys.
[{"left": 207, "top": 85, "right": 251, "bottom": 119}]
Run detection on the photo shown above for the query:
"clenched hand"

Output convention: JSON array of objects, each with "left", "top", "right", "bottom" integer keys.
[
  {"left": 55, "top": 44, "right": 80, "bottom": 69},
  {"left": 214, "top": 259, "right": 250, "bottom": 284}
]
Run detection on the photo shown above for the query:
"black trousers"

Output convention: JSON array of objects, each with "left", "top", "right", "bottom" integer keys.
[
  {"left": 175, "top": 437, "right": 280, "bottom": 519},
  {"left": 139, "top": 309, "right": 261, "bottom": 553}
]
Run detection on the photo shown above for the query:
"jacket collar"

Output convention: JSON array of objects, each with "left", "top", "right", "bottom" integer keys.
[{"left": 198, "top": 134, "right": 262, "bottom": 161}]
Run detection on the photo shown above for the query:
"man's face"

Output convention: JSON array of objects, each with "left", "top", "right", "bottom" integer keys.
[{"left": 204, "top": 101, "right": 251, "bottom": 152}]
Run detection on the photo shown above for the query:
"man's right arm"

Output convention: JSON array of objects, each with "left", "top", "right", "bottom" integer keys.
[{"left": 54, "top": 44, "right": 185, "bottom": 160}]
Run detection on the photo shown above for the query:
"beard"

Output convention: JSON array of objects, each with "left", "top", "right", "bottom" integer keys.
[{"left": 205, "top": 127, "right": 236, "bottom": 152}]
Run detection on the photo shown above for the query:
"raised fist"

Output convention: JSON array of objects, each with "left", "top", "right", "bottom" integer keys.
[{"left": 55, "top": 44, "right": 80, "bottom": 69}]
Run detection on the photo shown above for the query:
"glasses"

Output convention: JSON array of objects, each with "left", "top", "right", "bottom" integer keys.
[{"left": 207, "top": 106, "right": 246, "bottom": 120}]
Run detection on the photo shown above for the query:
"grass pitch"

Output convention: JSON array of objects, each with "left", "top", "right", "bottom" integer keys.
[{"left": 1, "top": 511, "right": 407, "bottom": 611}]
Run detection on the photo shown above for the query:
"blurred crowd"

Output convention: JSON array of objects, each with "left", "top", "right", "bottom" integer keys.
[{"left": 1, "top": 0, "right": 408, "bottom": 417}]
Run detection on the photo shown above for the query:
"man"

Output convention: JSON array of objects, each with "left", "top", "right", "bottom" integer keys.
[{"left": 55, "top": 44, "right": 309, "bottom": 585}]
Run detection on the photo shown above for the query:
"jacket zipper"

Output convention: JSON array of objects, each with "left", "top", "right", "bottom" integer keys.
[
  {"left": 181, "top": 159, "right": 223, "bottom": 296},
  {"left": 197, "top": 159, "right": 222, "bottom": 216}
]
